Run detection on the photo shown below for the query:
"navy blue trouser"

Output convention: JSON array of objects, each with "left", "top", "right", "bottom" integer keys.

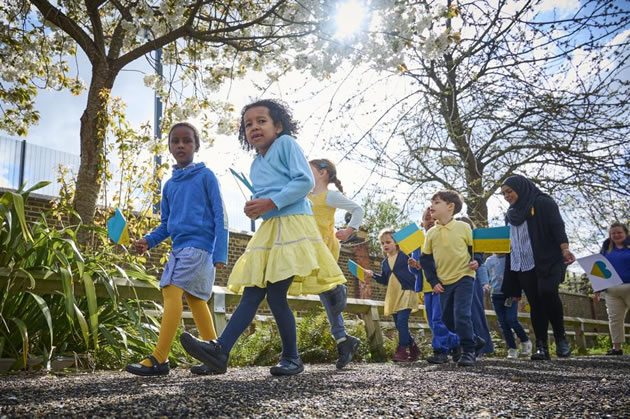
[{"left": 440, "top": 276, "right": 475, "bottom": 353}]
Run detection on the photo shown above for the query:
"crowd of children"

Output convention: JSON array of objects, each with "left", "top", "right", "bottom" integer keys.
[{"left": 125, "top": 99, "right": 578, "bottom": 377}]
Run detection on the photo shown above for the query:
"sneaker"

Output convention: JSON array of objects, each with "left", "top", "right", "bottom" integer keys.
[
  {"left": 555, "top": 336, "right": 571, "bottom": 358},
  {"left": 180, "top": 333, "right": 229, "bottom": 374},
  {"left": 507, "top": 348, "right": 519, "bottom": 359},
  {"left": 408, "top": 342, "right": 420, "bottom": 362},
  {"left": 531, "top": 340, "right": 550, "bottom": 361},
  {"left": 427, "top": 351, "right": 449, "bottom": 364},
  {"left": 606, "top": 348, "right": 623, "bottom": 356},
  {"left": 126, "top": 355, "right": 169, "bottom": 376},
  {"left": 190, "top": 364, "right": 221, "bottom": 375},
  {"left": 450, "top": 345, "right": 462, "bottom": 362},
  {"left": 392, "top": 346, "right": 410, "bottom": 362},
  {"left": 520, "top": 340, "right": 533, "bottom": 357},
  {"left": 336, "top": 335, "right": 361, "bottom": 369},
  {"left": 457, "top": 351, "right": 476, "bottom": 367},
  {"left": 270, "top": 357, "right": 304, "bottom": 376}
]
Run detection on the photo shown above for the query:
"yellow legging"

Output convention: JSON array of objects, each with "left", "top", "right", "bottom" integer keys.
[{"left": 141, "top": 285, "right": 216, "bottom": 366}]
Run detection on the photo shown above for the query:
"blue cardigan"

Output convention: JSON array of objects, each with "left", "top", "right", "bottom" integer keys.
[{"left": 372, "top": 251, "right": 415, "bottom": 290}]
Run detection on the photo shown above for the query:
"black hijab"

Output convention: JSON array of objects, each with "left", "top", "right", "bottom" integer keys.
[{"left": 502, "top": 175, "right": 549, "bottom": 226}]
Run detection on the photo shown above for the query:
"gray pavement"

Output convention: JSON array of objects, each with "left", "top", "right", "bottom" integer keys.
[{"left": 1, "top": 355, "right": 628, "bottom": 418}]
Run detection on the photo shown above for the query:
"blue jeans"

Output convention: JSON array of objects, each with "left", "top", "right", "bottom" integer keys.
[
  {"left": 218, "top": 278, "right": 298, "bottom": 359},
  {"left": 319, "top": 284, "right": 348, "bottom": 340},
  {"left": 440, "top": 276, "right": 475, "bottom": 353},
  {"left": 393, "top": 309, "right": 412, "bottom": 346},
  {"left": 471, "top": 278, "right": 494, "bottom": 354},
  {"left": 491, "top": 294, "right": 530, "bottom": 349},
  {"left": 424, "top": 292, "right": 459, "bottom": 352}
]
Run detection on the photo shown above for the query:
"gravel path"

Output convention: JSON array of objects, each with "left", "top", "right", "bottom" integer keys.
[{"left": 1, "top": 355, "right": 628, "bottom": 418}]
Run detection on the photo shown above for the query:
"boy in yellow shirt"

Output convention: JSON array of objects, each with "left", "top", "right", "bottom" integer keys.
[{"left": 420, "top": 191, "right": 481, "bottom": 366}]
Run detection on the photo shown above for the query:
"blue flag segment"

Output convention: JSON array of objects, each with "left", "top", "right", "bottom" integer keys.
[
  {"left": 392, "top": 223, "right": 425, "bottom": 255},
  {"left": 107, "top": 207, "right": 130, "bottom": 245},
  {"left": 472, "top": 226, "right": 510, "bottom": 253},
  {"left": 229, "top": 168, "right": 255, "bottom": 194}
]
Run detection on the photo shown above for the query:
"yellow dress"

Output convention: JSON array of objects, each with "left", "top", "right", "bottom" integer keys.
[
  {"left": 383, "top": 255, "right": 419, "bottom": 316},
  {"left": 227, "top": 214, "right": 346, "bottom": 296},
  {"left": 308, "top": 190, "right": 340, "bottom": 261}
]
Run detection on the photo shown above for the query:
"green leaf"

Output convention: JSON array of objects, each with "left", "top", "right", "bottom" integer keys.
[
  {"left": 59, "top": 267, "right": 75, "bottom": 320},
  {"left": 73, "top": 303, "right": 90, "bottom": 350},
  {"left": 26, "top": 292, "right": 53, "bottom": 351},
  {"left": 10, "top": 317, "right": 29, "bottom": 369},
  {"left": 81, "top": 273, "right": 99, "bottom": 349},
  {"left": 59, "top": 238, "right": 84, "bottom": 264},
  {"left": 8, "top": 192, "right": 33, "bottom": 242},
  {"left": 18, "top": 267, "right": 36, "bottom": 289}
]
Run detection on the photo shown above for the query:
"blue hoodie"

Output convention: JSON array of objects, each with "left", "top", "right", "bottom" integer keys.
[{"left": 145, "top": 162, "right": 228, "bottom": 265}]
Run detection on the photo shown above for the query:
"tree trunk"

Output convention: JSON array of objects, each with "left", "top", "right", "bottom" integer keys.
[{"left": 73, "top": 63, "right": 117, "bottom": 229}]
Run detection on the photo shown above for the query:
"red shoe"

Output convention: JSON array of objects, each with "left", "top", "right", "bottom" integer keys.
[
  {"left": 408, "top": 342, "right": 420, "bottom": 362},
  {"left": 392, "top": 346, "right": 410, "bottom": 362}
]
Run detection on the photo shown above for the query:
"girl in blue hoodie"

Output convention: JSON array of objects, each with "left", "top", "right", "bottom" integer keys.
[{"left": 126, "top": 122, "right": 228, "bottom": 377}]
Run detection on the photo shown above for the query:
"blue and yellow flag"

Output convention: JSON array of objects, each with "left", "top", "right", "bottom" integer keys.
[
  {"left": 107, "top": 207, "right": 130, "bottom": 245},
  {"left": 473, "top": 226, "right": 510, "bottom": 253},
  {"left": 392, "top": 223, "right": 425, "bottom": 255},
  {"left": 348, "top": 259, "right": 366, "bottom": 281}
]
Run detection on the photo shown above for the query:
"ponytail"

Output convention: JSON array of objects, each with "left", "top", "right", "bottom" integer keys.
[{"left": 309, "top": 158, "right": 344, "bottom": 194}]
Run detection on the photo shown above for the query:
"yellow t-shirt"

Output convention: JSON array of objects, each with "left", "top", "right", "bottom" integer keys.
[
  {"left": 423, "top": 219, "right": 475, "bottom": 285},
  {"left": 308, "top": 190, "right": 339, "bottom": 260}
]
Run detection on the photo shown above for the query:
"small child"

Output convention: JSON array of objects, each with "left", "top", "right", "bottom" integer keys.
[
  {"left": 309, "top": 158, "right": 364, "bottom": 369},
  {"left": 365, "top": 228, "right": 419, "bottom": 362},
  {"left": 180, "top": 99, "right": 346, "bottom": 376},
  {"left": 408, "top": 206, "right": 459, "bottom": 364},
  {"left": 126, "top": 122, "right": 228, "bottom": 376},
  {"left": 487, "top": 253, "right": 532, "bottom": 358},
  {"left": 420, "top": 190, "right": 481, "bottom": 366}
]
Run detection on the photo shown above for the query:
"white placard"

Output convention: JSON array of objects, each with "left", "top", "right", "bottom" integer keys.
[{"left": 576, "top": 254, "right": 623, "bottom": 292}]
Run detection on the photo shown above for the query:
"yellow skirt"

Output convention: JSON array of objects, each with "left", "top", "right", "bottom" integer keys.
[{"left": 227, "top": 214, "right": 346, "bottom": 296}]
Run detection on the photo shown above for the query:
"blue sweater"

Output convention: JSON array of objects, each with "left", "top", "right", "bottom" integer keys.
[
  {"left": 250, "top": 134, "right": 315, "bottom": 219},
  {"left": 373, "top": 251, "right": 416, "bottom": 290},
  {"left": 144, "top": 162, "right": 228, "bottom": 265}
]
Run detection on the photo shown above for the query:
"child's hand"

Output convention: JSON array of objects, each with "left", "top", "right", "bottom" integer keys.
[
  {"left": 244, "top": 199, "right": 276, "bottom": 220},
  {"left": 215, "top": 263, "right": 225, "bottom": 269},
  {"left": 469, "top": 260, "right": 479, "bottom": 271},
  {"left": 408, "top": 258, "right": 421, "bottom": 269},
  {"left": 335, "top": 227, "right": 354, "bottom": 241},
  {"left": 432, "top": 283, "right": 445, "bottom": 294},
  {"left": 364, "top": 269, "right": 374, "bottom": 280},
  {"left": 483, "top": 284, "right": 490, "bottom": 293},
  {"left": 133, "top": 238, "right": 148, "bottom": 254}
]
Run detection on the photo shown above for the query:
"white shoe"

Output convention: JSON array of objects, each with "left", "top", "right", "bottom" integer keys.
[
  {"left": 521, "top": 340, "right": 533, "bottom": 356},
  {"left": 507, "top": 348, "right": 519, "bottom": 359}
]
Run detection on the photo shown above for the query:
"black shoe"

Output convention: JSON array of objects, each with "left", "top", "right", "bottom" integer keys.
[
  {"left": 270, "top": 357, "right": 304, "bottom": 376},
  {"left": 427, "top": 351, "right": 449, "bottom": 364},
  {"left": 475, "top": 336, "right": 486, "bottom": 355},
  {"left": 180, "top": 333, "right": 228, "bottom": 374},
  {"left": 450, "top": 345, "right": 462, "bottom": 362},
  {"left": 606, "top": 348, "right": 623, "bottom": 356},
  {"left": 531, "top": 341, "right": 550, "bottom": 361},
  {"left": 190, "top": 364, "right": 221, "bottom": 375},
  {"left": 457, "top": 351, "right": 476, "bottom": 367},
  {"left": 126, "top": 355, "right": 169, "bottom": 376},
  {"left": 336, "top": 335, "right": 361, "bottom": 369},
  {"left": 555, "top": 336, "right": 571, "bottom": 358}
]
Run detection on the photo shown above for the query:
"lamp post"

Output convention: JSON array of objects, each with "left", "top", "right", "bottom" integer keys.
[{"left": 153, "top": 47, "right": 163, "bottom": 215}]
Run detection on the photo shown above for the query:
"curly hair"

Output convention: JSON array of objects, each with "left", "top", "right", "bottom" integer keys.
[
  {"left": 309, "top": 158, "right": 344, "bottom": 194},
  {"left": 237, "top": 99, "right": 299, "bottom": 152}
]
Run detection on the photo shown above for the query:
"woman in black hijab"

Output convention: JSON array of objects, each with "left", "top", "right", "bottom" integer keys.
[{"left": 500, "top": 175, "right": 576, "bottom": 360}]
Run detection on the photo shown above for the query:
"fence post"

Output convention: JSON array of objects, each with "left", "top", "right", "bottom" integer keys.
[
  {"left": 18, "top": 139, "right": 26, "bottom": 188},
  {"left": 362, "top": 306, "right": 385, "bottom": 359},
  {"left": 212, "top": 291, "right": 227, "bottom": 335}
]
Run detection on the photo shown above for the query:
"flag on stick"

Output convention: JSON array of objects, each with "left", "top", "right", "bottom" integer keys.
[
  {"left": 472, "top": 226, "right": 510, "bottom": 253},
  {"left": 348, "top": 259, "right": 366, "bottom": 281},
  {"left": 229, "top": 168, "right": 255, "bottom": 195},
  {"left": 392, "top": 223, "right": 425, "bottom": 255},
  {"left": 107, "top": 207, "right": 130, "bottom": 245}
]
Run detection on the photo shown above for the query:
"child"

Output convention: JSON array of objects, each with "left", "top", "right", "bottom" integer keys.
[
  {"left": 309, "top": 158, "right": 364, "bottom": 369},
  {"left": 180, "top": 99, "right": 346, "bottom": 376},
  {"left": 420, "top": 190, "right": 482, "bottom": 366},
  {"left": 365, "top": 228, "right": 419, "bottom": 362},
  {"left": 408, "top": 207, "right": 459, "bottom": 364},
  {"left": 126, "top": 122, "right": 228, "bottom": 376},
  {"left": 457, "top": 216, "right": 494, "bottom": 357},
  {"left": 487, "top": 253, "right": 532, "bottom": 358}
]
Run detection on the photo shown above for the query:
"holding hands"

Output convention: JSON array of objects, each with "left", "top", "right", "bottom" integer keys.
[
  {"left": 244, "top": 198, "right": 276, "bottom": 220},
  {"left": 335, "top": 227, "right": 355, "bottom": 241},
  {"left": 408, "top": 258, "right": 421, "bottom": 270}
]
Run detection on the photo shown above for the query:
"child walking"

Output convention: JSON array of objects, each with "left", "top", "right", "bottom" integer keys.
[
  {"left": 309, "top": 158, "right": 363, "bottom": 369},
  {"left": 420, "top": 190, "right": 482, "bottom": 366},
  {"left": 365, "top": 228, "right": 419, "bottom": 362},
  {"left": 408, "top": 207, "right": 459, "bottom": 364},
  {"left": 487, "top": 253, "right": 532, "bottom": 358},
  {"left": 180, "top": 99, "right": 346, "bottom": 376},
  {"left": 126, "top": 122, "right": 228, "bottom": 376}
]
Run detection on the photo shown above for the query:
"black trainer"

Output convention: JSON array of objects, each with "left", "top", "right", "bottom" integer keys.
[
  {"left": 270, "top": 357, "right": 304, "bottom": 376},
  {"left": 606, "top": 348, "right": 623, "bottom": 356},
  {"left": 457, "top": 351, "right": 476, "bottom": 367},
  {"left": 450, "top": 345, "right": 462, "bottom": 362},
  {"left": 190, "top": 364, "right": 221, "bottom": 375},
  {"left": 555, "top": 336, "right": 571, "bottom": 358},
  {"left": 126, "top": 355, "right": 169, "bottom": 376},
  {"left": 531, "top": 340, "right": 550, "bottom": 361},
  {"left": 180, "top": 333, "right": 228, "bottom": 374},
  {"left": 336, "top": 335, "right": 361, "bottom": 369},
  {"left": 427, "top": 351, "right": 449, "bottom": 364}
]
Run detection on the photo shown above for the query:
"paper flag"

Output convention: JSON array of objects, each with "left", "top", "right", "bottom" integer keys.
[
  {"left": 392, "top": 223, "right": 425, "bottom": 255},
  {"left": 229, "top": 168, "right": 255, "bottom": 195},
  {"left": 473, "top": 226, "right": 510, "bottom": 253},
  {"left": 577, "top": 254, "right": 623, "bottom": 292},
  {"left": 107, "top": 207, "right": 130, "bottom": 245},
  {"left": 348, "top": 259, "right": 366, "bottom": 281}
]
